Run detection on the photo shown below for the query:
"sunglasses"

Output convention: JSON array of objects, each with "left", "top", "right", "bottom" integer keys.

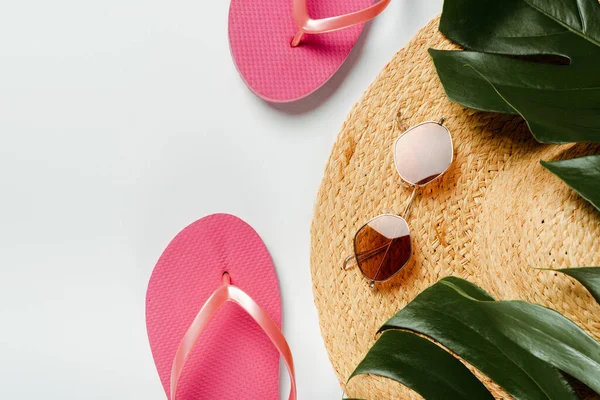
[{"left": 343, "top": 118, "right": 453, "bottom": 287}]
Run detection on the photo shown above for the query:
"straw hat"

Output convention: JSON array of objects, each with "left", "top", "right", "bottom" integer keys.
[{"left": 310, "top": 17, "right": 600, "bottom": 399}]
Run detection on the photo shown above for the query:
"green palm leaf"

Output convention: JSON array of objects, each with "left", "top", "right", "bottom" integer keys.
[
  {"left": 540, "top": 266, "right": 600, "bottom": 304},
  {"left": 431, "top": 0, "right": 600, "bottom": 210},
  {"left": 349, "top": 277, "right": 600, "bottom": 399},
  {"left": 541, "top": 156, "right": 600, "bottom": 211},
  {"left": 349, "top": 330, "right": 494, "bottom": 400},
  {"left": 381, "top": 277, "right": 578, "bottom": 400}
]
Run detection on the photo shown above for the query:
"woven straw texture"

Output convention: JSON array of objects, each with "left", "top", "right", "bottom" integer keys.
[{"left": 310, "top": 17, "right": 600, "bottom": 400}]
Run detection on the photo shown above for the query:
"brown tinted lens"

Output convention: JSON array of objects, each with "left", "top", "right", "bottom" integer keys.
[
  {"left": 354, "top": 215, "right": 412, "bottom": 282},
  {"left": 394, "top": 122, "right": 453, "bottom": 186}
]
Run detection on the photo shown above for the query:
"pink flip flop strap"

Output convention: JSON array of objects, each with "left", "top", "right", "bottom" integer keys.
[
  {"left": 293, "top": 0, "right": 391, "bottom": 33},
  {"left": 169, "top": 273, "right": 297, "bottom": 400}
]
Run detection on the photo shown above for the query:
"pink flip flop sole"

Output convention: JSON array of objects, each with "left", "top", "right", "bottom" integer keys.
[
  {"left": 228, "top": 0, "right": 376, "bottom": 102},
  {"left": 146, "top": 214, "right": 283, "bottom": 399}
]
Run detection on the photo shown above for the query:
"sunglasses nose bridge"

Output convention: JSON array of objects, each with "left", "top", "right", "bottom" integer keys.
[{"left": 402, "top": 186, "right": 419, "bottom": 220}]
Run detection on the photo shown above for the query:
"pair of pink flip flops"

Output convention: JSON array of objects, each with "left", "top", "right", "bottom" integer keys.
[
  {"left": 146, "top": 214, "right": 296, "bottom": 399},
  {"left": 229, "top": 0, "right": 391, "bottom": 102}
]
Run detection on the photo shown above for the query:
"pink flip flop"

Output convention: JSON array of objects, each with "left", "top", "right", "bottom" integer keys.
[
  {"left": 146, "top": 214, "right": 296, "bottom": 400},
  {"left": 229, "top": 0, "right": 391, "bottom": 102}
]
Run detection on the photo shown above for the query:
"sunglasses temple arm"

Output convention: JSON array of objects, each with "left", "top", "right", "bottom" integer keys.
[
  {"left": 402, "top": 186, "right": 419, "bottom": 219},
  {"left": 342, "top": 243, "right": 393, "bottom": 270},
  {"left": 343, "top": 254, "right": 356, "bottom": 270}
]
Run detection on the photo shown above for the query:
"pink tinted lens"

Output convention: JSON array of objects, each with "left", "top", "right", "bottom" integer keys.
[{"left": 394, "top": 122, "right": 453, "bottom": 186}]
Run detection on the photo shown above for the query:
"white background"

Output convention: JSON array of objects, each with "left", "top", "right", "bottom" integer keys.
[{"left": 0, "top": 1, "right": 442, "bottom": 398}]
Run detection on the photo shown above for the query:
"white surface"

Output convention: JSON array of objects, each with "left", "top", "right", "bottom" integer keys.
[{"left": 0, "top": 1, "right": 442, "bottom": 398}]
